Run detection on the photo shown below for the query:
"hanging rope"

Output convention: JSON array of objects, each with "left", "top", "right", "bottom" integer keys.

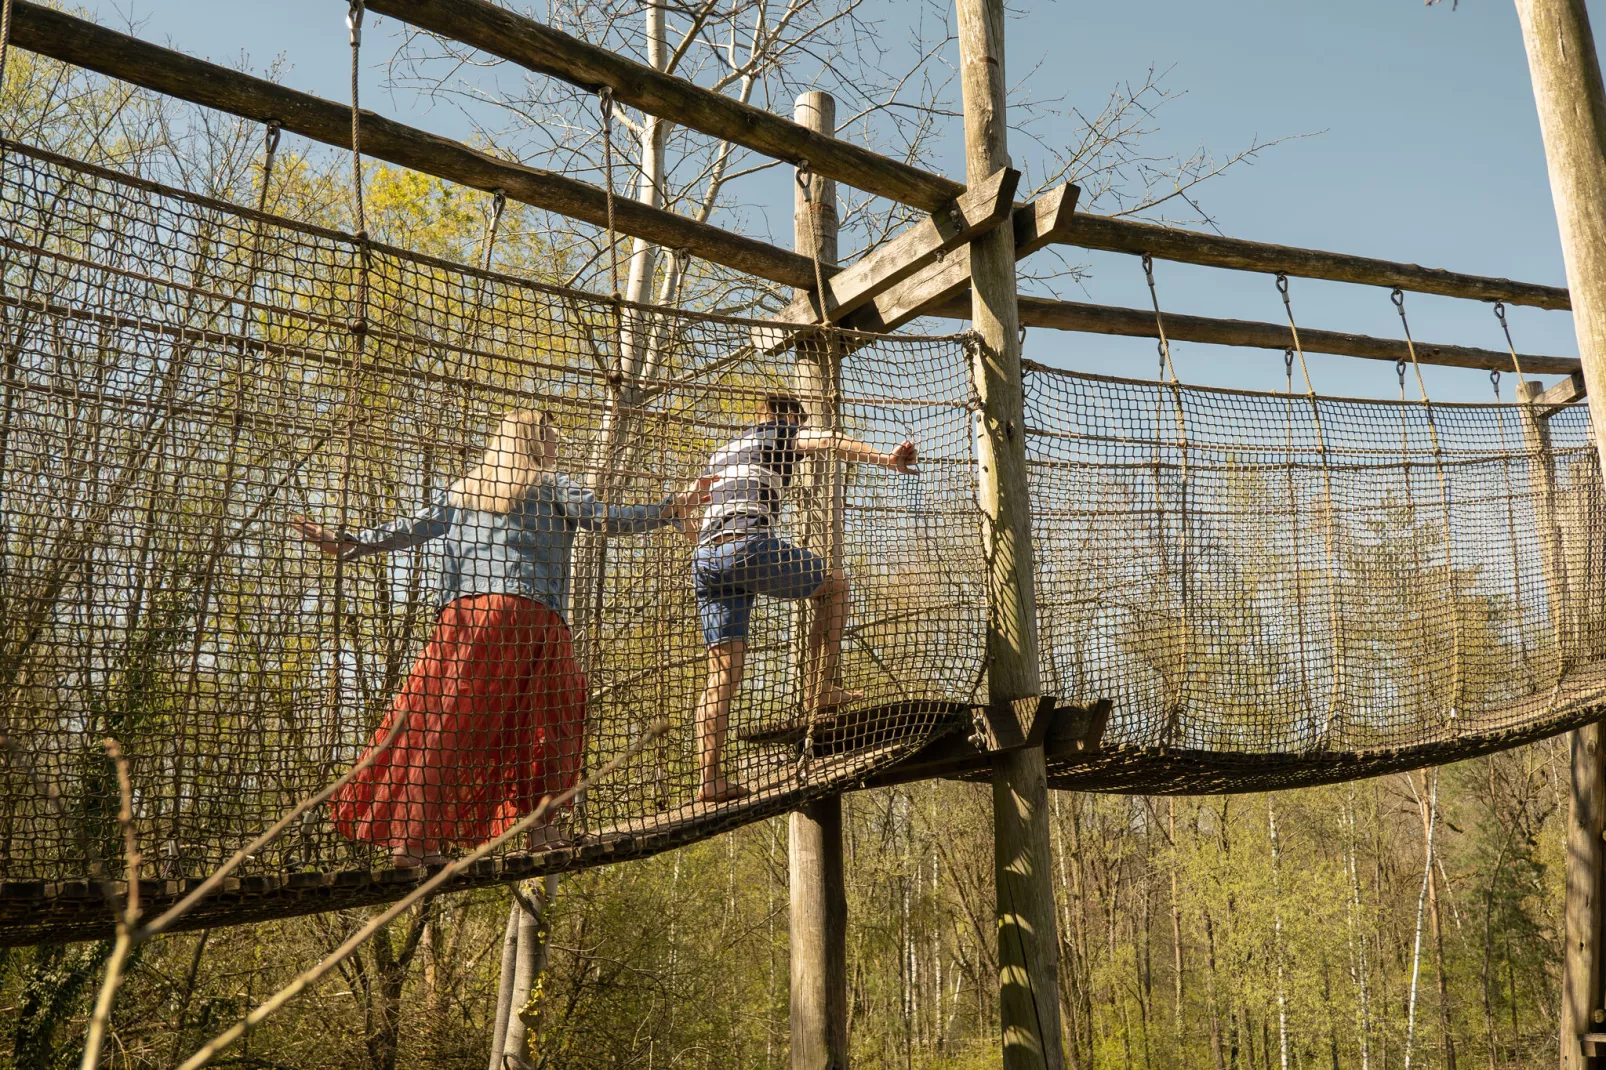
[
  {"left": 1276, "top": 272, "right": 1347, "bottom": 746},
  {"left": 0, "top": 0, "right": 15, "bottom": 100},
  {"left": 797, "top": 160, "right": 831, "bottom": 325},
  {"left": 599, "top": 87, "right": 620, "bottom": 300},
  {"left": 1142, "top": 254, "right": 1193, "bottom": 747},
  {"left": 329, "top": 0, "right": 371, "bottom": 758},
  {"left": 1392, "top": 288, "right": 1463, "bottom": 725}
]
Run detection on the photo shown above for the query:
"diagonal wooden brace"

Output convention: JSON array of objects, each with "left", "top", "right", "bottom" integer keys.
[
  {"left": 752, "top": 167, "right": 1021, "bottom": 353},
  {"left": 978, "top": 694, "right": 1056, "bottom": 752},
  {"left": 841, "top": 182, "right": 1081, "bottom": 334}
]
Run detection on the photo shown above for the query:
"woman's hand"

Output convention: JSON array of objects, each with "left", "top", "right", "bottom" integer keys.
[
  {"left": 289, "top": 516, "right": 348, "bottom": 558},
  {"left": 887, "top": 440, "right": 918, "bottom": 474}
]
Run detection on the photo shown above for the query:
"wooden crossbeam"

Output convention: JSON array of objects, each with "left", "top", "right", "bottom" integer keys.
[
  {"left": 362, "top": 0, "right": 968, "bottom": 213},
  {"left": 7, "top": 2, "right": 819, "bottom": 290},
  {"left": 1533, "top": 370, "right": 1588, "bottom": 414},
  {"left": 1064, "top": 215, "right": 1571, "bottom": 311},
  {"left": 841, "top": 184, "right": 1082, "bottom": 333},
  {"left": 922, "top": 294, "right": 1582, "bottom": 376},
  {"left": 367, "top": 0, "right": 1570, "bottom": 309},
  {"left": 761, "top": 167, "right": 1019, "bottom": 340}
]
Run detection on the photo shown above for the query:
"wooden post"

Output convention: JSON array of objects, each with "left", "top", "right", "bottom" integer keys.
[
  {"left": 1517, "top": 380, "right": 1572, "bottom": 671},
  {"left": 954, "top": 0, "right": 1064, "bottom": 1064},
  {"left": 1511, "top": 3, "right": 1606, "bottom": 1063},
  {"left": 789, "top": 90, "right": 850, "bottom": 1070}
]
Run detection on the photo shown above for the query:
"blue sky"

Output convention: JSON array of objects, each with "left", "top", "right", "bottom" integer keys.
[{"left": 74, "top": 0, "right": 1593, "bottom": 401}]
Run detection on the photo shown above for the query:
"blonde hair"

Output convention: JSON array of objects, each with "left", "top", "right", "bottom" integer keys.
[{"left": 447, "top": 410, "right": 556, "bottom": 513}]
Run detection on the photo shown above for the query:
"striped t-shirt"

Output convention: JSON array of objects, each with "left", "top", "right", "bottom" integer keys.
[{"left": 697, "top": 419, "right": 801, "bottom": 544}]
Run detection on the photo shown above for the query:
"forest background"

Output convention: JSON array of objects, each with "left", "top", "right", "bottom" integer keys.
[{"left": 0, "top": 0, "right": 1585, "bottom": 1067}]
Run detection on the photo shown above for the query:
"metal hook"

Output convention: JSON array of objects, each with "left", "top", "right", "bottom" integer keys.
[
  {"left": 1141, "top": 253, "right": 1155, "bottom": 280},
  {"left": 795, "top": 158, "right": 813, "bottom": 202},
  {"left": 1396, "top": 358, "right": 1408, "bottom": 386},
  {"left": 491, "top": 189, "right": 507, "bottom": 218},
  {"left": 1284, "top": 347, "right": 1295, "bottom": 376},
  {"left": 1490, "top": 368, "right": 1502, "bottom": 395},
  {"left": 598, "top": 86, "right": 614, "bottom": 126},
  {"left": 1390, "top": 287, "right": 1406, "bottom": 311},
  {"left": 264, "top": 119, "right": 282, "bottom": 156},
  {"left": 1275, "top": 271, "right": 1289, "bottom": 296},
  {"left": 1493, "top": 300, "right": 1508, "bottom": 327},
  {"left": 346, "top": 0, "right": 364, "bottom": 47}
]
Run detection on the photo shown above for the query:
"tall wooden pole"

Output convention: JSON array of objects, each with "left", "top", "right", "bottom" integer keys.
[
  {"left": 954, "top": 0, "right": 1064, "bottom": 1065},
  {"left": 1512, "top": 2, "right": 1606, "bottom": 1065},
  {"left": 789, "top": 90, "right": 850, "bottom": 1070}
]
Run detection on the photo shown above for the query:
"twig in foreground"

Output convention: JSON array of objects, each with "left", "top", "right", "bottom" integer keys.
[
  {"left": 80, "top": 739, "right": 141, "bottom": 1070},
  {"left": 175, "top": 719, "right": 670, "bottom": 1070}
]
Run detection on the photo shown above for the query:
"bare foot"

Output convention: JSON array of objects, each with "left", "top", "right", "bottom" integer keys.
[
  {"left": 528, "top": 823, "right": 571, "bottom": 851},
  {"left": 698, "top": 778, "right": 751, "bottom": 804},
  {"left": 392, "top": 850, "right": 448, "bottom": 869},
  {"left": 806, "top": 685, "right": 864, "bottom": 713}
]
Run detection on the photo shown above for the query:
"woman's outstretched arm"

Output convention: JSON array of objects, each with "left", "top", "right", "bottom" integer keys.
[
  {"left": 289, "top": 500, "right": 452, "bottom": 560},
  {"left": 558, "top": 478, "right": 681, "bottom": 535}
]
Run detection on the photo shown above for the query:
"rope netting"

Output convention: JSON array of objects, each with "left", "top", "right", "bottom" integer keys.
[
  {"left": 1024, "top": 361, "right": 1606, "bottom": 793},
  {"left": 1, "top": 138, "right": 1604, "bottom": 940},
  {"left": 0, "top": 140, "right": 982, "bottom": 935}
]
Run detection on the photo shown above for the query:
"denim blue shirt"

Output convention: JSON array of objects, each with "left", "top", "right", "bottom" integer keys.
[{"left": 346, "top": 474, "right": 673, "bottom": 620}]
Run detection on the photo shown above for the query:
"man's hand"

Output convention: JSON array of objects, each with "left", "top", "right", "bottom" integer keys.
[
  {"left": 887, "top": 440, "right": 918, "bottom": 474},
  {"left": 289, "top": 517, "right": 350, "bottom": 558}
]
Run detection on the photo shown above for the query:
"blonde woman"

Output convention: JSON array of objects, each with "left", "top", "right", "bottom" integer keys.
[{"left": 291, "top": 410, "right": 679, "bottom": 868}]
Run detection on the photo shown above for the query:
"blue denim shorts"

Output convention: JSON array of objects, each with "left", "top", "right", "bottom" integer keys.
[{"left": 692, "top": 534, "right": 828, "bottom": 647}]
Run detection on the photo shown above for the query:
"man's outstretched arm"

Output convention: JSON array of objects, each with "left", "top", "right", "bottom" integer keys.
[{"left": 798, "top": 432, "right": 918, "bottom": 473}]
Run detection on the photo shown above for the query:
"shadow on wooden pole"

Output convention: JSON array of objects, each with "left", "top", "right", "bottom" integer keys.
[
  {"left": 953, "top": 0, "right": 1065, "bottom": 1064},
  {"left": 789, "top": 89, "right": 850, "bottom": 1070},
  {"left": 1512, "top": 2, "right": 1606, "bottom": 1066}
]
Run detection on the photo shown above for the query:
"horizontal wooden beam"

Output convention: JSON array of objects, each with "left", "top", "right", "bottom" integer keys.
[
  {"left": 8, "top": 1, "right": 819, "bottom": 290},
  {"left": 921, "top": 293, "right": 1581, "bottom": 375},
  {"left": 363, "top": 0, "right": 967, "bottom": 213},
  {"left": 857, "top": 700, "right": 1110, "bottom": 791},
  {"left": 1533, "top": 369, "right": 1587, "bottom": 413},
  {"left": 1063, "top": 214, "right": 1572, "bottom": 311}
]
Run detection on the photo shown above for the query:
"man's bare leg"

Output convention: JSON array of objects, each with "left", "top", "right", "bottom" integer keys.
[
  {"left": 805, "top": 568, "right": 862, "bottom": 712},
  {"left": 696, "top": 640, "right": 750, "bottom": 802}
]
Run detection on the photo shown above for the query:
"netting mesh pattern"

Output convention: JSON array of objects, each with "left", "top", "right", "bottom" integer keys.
[
  {"left": 0, "top": 141, "right": 982, "bottom": 890},
  {"left": 1024, "top": 363, "right": 1606, "bottom": 792},
  {"left": 3, "top": 138, "right": 1605, "bottom": 929}
]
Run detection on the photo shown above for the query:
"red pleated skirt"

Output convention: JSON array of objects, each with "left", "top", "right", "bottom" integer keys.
[{"left": 331, "top": 593, "right": 586, "bottom": 850}]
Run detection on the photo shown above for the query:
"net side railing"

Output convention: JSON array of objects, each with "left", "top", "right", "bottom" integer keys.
[
  {"left": 0, "top": 140, "right": 985, "bottom": 919},
  {"left": 1024, "top": 364, "right": 1606, "bottom": 792}
]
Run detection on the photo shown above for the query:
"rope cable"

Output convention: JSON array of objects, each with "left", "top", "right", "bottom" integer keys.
[
  {"left": 1392, "top": 288, "right": 1463, "bottom": 725},
  {"left": 797, "top": 160, "right": 831, "bottom": 325},
  {"left": 1276, "top": 272, "right": 1346, "bottom": 746},
  {"left": 1142, "top": 254, "right": 1194, "bottom": 746}
]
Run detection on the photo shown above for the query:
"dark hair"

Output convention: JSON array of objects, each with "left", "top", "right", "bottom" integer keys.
[{"left": 763, "top": 393, "right": 807, "bottom": 421}]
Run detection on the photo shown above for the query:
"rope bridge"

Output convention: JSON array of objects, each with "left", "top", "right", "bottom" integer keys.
[{"left": 0, "top": 141, "right": 1602, "bottom": 943}]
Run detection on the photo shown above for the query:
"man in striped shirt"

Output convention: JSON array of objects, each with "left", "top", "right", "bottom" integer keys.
[{"left": 686, "top": 394, "right": 917, "bottom": 802}]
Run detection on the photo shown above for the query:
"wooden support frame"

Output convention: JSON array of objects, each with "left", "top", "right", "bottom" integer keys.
[
  {"left": 1514, "top": 5, "right": 1606, "bottom": 1065},
  {"left": 992, "top": 298, "right": 1580, "bottom": 375},
  {"left": 762, "top": 166, "right": 1020, "bottom": 336},
  {"left": 786, "top": 91, "right": 851, "bottom": 1070},
  {"left": 841, "top": 185, "right": 1081, "bottom": 334},
  {"left": 366, "top": 0, "right": 1572, "bottom": 309},
  {"left": 7, "top": 1, "right": 820, "bottom": 290},
  {"left": 14, "top": 1, "right": 1581, "bottom": 375},
  {"left": 363, "top": 0, "right": 967, "bottom": 213}
]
